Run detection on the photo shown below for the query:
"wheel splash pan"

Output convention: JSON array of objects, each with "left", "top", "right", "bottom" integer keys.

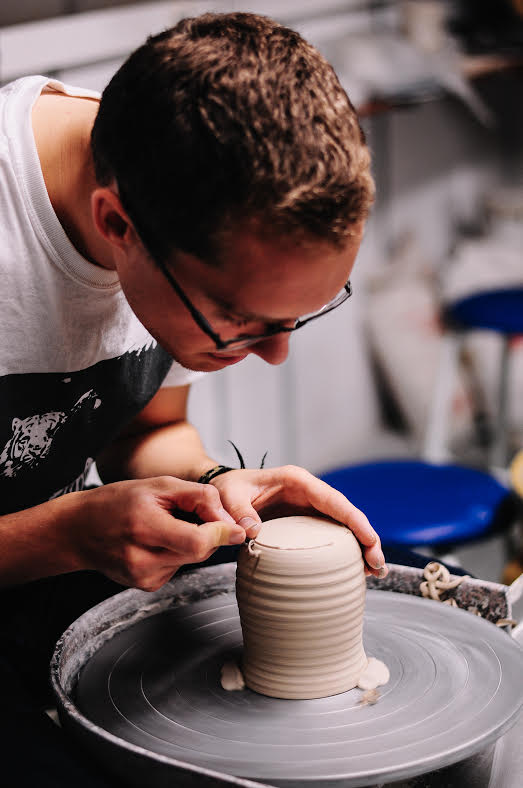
[{"left": 51, "top": 563, "right": 523, "bottom": 788}]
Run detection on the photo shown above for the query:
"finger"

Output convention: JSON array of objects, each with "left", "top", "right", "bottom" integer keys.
[
  {"left": 150, "top": 511, "right": 245, "bottom": 557},
  {"left": 153, "top": 477, "right": 235, "bottom": 525},
  {"left": 226, "top": 506, "right": 262, "bottom": 539},
  {"left": 372, "top": 565, "right": 389, "bottom": 579},
  {"left": 196, "top": 521, "right": 246, "bottom": 551},
  {"left": 364, "top": 561, "right": 388, "bottom": 579},
  {"left": 213, "top": 484, "right": 263, "bottom": 538},
  {"left": 363, "top": 542, "right": 387, "bottom": 572},
  {"left": 299, "top": 474, "right": 381, "bottom": 548},
  {"left": 280, "top": 469, "right": 386, "bottom": 570},
  {"left": 195, "top": 494, "right": 237, "bottom": 525},
  {"left": 238, "top": 516, "right": 263, "bottom": 538}
]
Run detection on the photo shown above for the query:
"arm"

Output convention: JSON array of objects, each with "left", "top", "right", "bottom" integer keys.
[
  {"left": 0, "top": 479, "right": 244, "bottom": 590},
  {"left": 0, "top": 492, "right": 84, "bottom": 587},
  {"left": 96, "top": 385, "right": 217, "bottom": 484}
]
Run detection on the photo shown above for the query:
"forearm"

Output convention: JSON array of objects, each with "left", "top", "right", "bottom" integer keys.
[
  {"left": 96, "top": 420, "right": 218, "bottom": 484},
  {"left": 0, "top": 492, "right": 86, "bottom": 588}
]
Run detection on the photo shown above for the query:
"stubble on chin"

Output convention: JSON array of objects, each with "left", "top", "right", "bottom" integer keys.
[
  {"left": 165, "top": 347, "right": 232, "bottom": 373},
  {"left": 156, "top": 332, "right": 246, "bottom": 372}
]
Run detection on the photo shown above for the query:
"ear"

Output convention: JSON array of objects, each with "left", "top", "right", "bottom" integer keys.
[{"left": 91, "top": 187, "right": 141, "bottom": 253}]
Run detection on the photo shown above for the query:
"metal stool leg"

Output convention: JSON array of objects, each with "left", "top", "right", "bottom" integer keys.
[
  {"left": 424, "top": 333, "right": 464, "bottom": 463},
  {"left": 490, "top": 336, "right": 511, "bottom": 468}
]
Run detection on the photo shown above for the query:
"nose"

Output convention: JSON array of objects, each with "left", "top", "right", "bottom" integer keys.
[{"left": 249, "top": 332, "right": 291, "bottom": 365}]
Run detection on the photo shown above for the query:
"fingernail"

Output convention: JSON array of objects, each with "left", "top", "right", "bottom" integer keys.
[
  {"left": 219, "top": 507, "right": 235, "bottom": 524},
  {"left": 238, "top": 517, "right": 260, "bottom": 533},
  {"left": 370, "top": 550, "right": 386, "bottom": 570},
  {"left": 378, "top": 565, "right": 388, "bottom": 579},
  {"left": 229, "top": 530, "right": 246, "bottom": 545}
]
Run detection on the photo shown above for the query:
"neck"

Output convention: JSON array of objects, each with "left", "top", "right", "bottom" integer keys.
[{"left": 32, "top": 92, "right": 115, "bottom": 270}]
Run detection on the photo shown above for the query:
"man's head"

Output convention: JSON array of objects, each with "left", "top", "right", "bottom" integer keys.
[{"left": 90, "top": 12, "right": 373, "bottom": 370}]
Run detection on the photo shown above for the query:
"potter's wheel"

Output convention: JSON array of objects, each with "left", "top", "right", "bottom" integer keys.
[{"left": 52, "top": 563, "right": 523, "bottom": 788}]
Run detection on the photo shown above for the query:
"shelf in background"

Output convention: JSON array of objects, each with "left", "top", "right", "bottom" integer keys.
[{"left": 358, "top": 53, "right": 523, "bottom": 117}]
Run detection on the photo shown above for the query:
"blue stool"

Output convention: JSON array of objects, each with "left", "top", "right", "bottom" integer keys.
[
  {"left": 425, "top": 287, "right": 523, "bottom": 467},
  {"left": 320, "top": 460, "right": 510, "bottom": 548},
  {"left": 321, "top": 288, "right": 522, "bottom": 553},
  {"left": 445, "top": 288, "right": 523, "bottom": 334}
]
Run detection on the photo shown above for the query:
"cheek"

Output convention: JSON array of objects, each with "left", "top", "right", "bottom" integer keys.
[
  {"left": 154, "top": 303, "right": 218, "bottom": 358},
  {"left": 117, "top": 270, "right": 188, "bottom": 340}
]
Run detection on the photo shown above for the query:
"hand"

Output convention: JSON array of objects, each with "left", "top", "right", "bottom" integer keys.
[
  {"left": 67, "top": 476, "right": 246, "bottom": 590},
  {"left": 211, "top": 465, "right": 387, "bottom": 578}
]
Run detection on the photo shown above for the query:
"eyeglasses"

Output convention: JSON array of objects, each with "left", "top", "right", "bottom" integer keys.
[{"left": 155, "top": 257, "right": 353, "bottom": 353}]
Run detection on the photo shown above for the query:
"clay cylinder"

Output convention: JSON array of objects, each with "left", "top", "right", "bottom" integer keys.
[{"left": 236, "top": 515, "right": 368, "bottom": 699}]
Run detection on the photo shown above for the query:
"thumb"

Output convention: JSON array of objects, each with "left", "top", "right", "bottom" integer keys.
[{"left": 197, "top": 520, "right": 246, "bottom": 550}]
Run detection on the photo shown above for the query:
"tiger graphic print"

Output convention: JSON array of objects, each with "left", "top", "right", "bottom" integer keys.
[
  {"left": 0, "top": 390, "right": 100, "bottom": 478},
  {"left": 0, "top": 411, "right": 66, "bottom": 478}
]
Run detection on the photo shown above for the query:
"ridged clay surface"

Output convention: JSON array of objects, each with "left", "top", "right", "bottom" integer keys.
[{"left": 236, "top": 515, "right": 385, "bottom": 699}]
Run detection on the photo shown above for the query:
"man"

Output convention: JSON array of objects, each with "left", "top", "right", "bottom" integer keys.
[{"left": 0, "top": 12, "right": 385, "bottom": 785}]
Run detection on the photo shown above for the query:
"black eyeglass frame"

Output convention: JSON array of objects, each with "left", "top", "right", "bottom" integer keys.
[{"left": 155, "top": 257, "right": 353, "bottom": 352}]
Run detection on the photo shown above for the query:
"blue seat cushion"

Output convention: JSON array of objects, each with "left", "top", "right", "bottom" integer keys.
[
  {"left": 320, "top": 460, "right": 509, "bottom": 546},
  {"left": 445, "top": 288, "right": 523, "bottom": 334}
]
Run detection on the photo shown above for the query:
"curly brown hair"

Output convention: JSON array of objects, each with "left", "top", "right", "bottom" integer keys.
[{"left": 91, "top": 12, "right": 374, "bottom": 263}]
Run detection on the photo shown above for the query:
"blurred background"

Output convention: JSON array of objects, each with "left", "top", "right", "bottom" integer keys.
[{"left": 1, "top": 0, "right": 522, "bottom": 579}]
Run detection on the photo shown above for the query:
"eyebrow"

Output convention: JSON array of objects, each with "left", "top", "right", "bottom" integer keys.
[{"left": 214, "top": 297, "right": 291, "bottom": 325}]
